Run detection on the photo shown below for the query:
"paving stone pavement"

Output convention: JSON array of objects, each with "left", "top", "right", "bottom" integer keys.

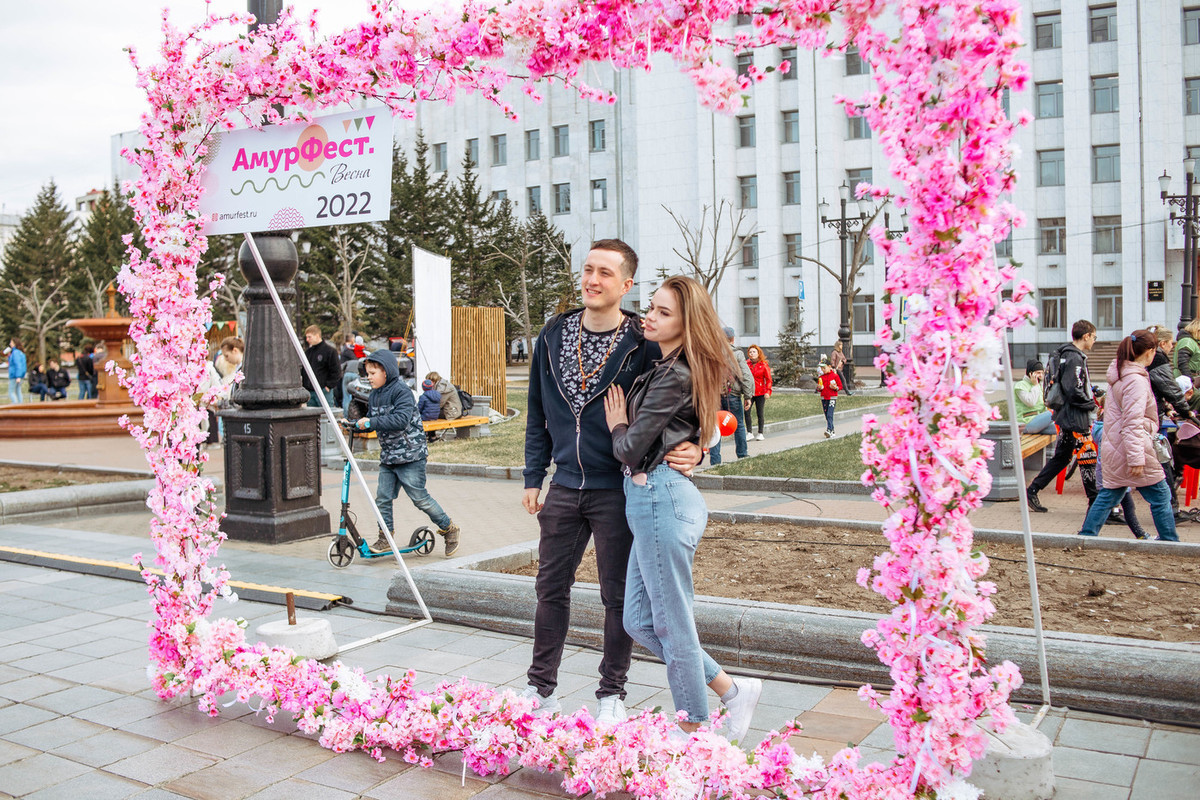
[{"left": 1, "top": 531, "right": 1199, "bottom": 797}]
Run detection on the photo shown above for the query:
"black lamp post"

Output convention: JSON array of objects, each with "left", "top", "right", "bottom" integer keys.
[
  {"left": 820, "top": 182, "right": 868, "bottom": 388},
  {"left": 1161, "top": 158, "right": 1198, "bottom": 331}
]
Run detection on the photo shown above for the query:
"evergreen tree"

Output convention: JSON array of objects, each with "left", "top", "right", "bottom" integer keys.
[
  {"left": 447, "top": 143, "right": 500, "bottom": 306},
  {"left": 378, "top": 133, "right": 452, "bottom": 335},
  {"left": 197, "top": 233, "right": 247, "bottom": 323},
  {"left": 73, "top": 183, "right": 142, "bottom": 320},
  {"left": 774, "top": 313, "right": 818, "bottom": 387},
  {"left": 0, "top": 181, "right": 76, "bottom": 346}
]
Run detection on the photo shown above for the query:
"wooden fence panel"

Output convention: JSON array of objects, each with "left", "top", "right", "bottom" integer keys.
[{"left": 451, "top": 307, "right": 507, "bottom": 413}]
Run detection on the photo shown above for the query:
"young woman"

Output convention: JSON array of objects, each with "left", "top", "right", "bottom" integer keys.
[
  {"left": 6, "top": 338, "right": 26, "bottom": 404},
  {"left": 1077, "top": 330, "right": 1178, "bottom": 540},
  {"left": 829, "top": 340, "right": 852, "bottom": 397},
  {"left": 604, "top": 275, "right": 762, "bottom": 742},
  {"left": 746, "top": 344, "right": 772, "bottom": 440}
]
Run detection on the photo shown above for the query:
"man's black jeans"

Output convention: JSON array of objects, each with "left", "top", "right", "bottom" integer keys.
[
  {"left": 528, "top": 484, "right": 633, "bottom": 700},
  {"left": 1028, "top": 428, "right": 1097, "bottom": 504}
]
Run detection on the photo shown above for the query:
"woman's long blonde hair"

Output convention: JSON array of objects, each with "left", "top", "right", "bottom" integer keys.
[{"left": 659, "top": 275, "right": 733, "bottom": 447}]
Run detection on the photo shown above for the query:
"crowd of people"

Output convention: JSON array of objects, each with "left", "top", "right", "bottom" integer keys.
[
  {"left": 1023, "top": 319, "right": 1196, "bottom": 541},
  {"left": 3, "top": 337, "right": 104, "bottom": 404}
]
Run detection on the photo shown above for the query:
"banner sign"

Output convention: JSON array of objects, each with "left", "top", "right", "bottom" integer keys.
[{"left": 198, "top": 109, "right": 393, "bottom": 235}]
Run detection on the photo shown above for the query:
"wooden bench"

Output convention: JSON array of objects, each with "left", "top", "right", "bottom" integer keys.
[
  {"left": 422, "top": 415, "right": 490, "bottom": 437},
  {"left": 1020, "top": 433, "right": 1054, "bottom": 460}
]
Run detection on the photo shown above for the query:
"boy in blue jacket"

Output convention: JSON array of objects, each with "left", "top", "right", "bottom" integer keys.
[
  {"left": 353, "top": 350, "right": 460, "bottom": 556},
  {"left": 418, "top": 378, "right": 442, "bottom": 421}
]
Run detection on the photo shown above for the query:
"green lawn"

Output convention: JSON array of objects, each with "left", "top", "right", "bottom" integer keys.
[
  {"left": 423, "top": 389, "right": 529, "bottom": 466},
  {"left": 709, "top": 432, "right": 867, "bottom": 481},
  {"left": 757, "top": 392, "right": 887, "bottom": 424}
]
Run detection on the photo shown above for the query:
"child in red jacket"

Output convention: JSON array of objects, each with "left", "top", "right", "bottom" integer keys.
[{"left": 817, "top": 362, "right": 843, "bottom": 438}]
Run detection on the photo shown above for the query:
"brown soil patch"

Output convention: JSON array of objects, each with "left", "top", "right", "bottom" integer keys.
[
  {"left": 505, "top": 521, "right": 1200, "bottom": 643},
  {"left": 0, "top": 465, "right": 136, "bottom": 493}
]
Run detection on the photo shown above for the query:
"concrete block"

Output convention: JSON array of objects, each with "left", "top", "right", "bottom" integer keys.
[
  {"left": 255, "top": 618, "right": 338, "bottom": 660},
  {"left": 970, "top": 720, "right": 1054, "bottom": 800}
]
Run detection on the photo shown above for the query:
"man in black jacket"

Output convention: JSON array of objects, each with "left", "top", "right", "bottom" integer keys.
[
  {"left": 521, "top": 239, "right": 701, "bottom": 726},
  {"left": 1027, "top": 320, "right": 1098, "bottom": 512},
  {"left": 302, "top": 325, "right": 341, "bottom": 408}
]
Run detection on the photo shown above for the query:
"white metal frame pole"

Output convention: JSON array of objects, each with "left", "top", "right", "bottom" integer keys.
[{"left": 241, "top": 233, "right": 431, "bottom": 652}]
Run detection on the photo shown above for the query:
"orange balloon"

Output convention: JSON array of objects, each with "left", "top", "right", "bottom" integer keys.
[{"left": 717, "top": 410, "right": 737, "bottom": 437}]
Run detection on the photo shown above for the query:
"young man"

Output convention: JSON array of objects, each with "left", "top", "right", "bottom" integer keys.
[
  {"left": 45, "top": 359, "right": 71, "bottom": 400},
  {"left": 522, "top": 239, "right": 701, "bottom": 726},
  {"left": 354, "top": 350, "right": 460, "bottom": 556},
  {"left": 710, "top": 326, "right": 755, "bottom": 465},
  {"left": 76, "top": 344, "right": 97, "bottom": 400},
  {"left": 302, "top": 325, "right": 341, "bottom": 408},
  {"left": 1027, "top": 320, "right": 1099, "bottom": 513}
]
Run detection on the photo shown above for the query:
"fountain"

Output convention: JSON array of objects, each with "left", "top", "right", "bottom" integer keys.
[{"left": 0, "top": 285, "right": 144, "bottom": 437}]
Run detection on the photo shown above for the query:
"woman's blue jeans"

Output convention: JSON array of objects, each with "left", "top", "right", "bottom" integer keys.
[
  {"left": 1079, "top": 479, "right": 1177, "bottom": 540},
  {"left": 7, "top": 381, "right": 21, "bottom": 404},
  {"left": 623, "top": 464, "right": 720, "bottom": 723},
  {"left": 1023, "top": 410, "right": 1054, "bottom": 434}
]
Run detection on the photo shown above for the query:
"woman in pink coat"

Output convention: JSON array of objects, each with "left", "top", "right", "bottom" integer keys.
[{"left": 1077, "top": 330, "right": 1178, "bottom": 540}]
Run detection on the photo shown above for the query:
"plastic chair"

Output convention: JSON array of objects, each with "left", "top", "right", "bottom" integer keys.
[{"left": 1184, "top": 465, "right": 1198, "bottom": 508}]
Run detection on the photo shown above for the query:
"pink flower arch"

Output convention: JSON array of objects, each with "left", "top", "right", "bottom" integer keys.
[{"left": 121, "top": 1, "right": 1034, "bottom": 796}]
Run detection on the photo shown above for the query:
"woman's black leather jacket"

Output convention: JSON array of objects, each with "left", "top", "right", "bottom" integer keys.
[{"left": 611, "top": 349, "right": 699, "bottom": 475}]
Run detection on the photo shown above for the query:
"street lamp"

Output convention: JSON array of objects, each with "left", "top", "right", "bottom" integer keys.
[
  {"left": 1162, "top": 158, "right": 1199, "bottom": 331},
  {"left": 821, "top": 181, "right": 868, "bottom": 387}
]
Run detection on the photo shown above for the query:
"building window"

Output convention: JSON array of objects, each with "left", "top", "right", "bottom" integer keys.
[
  {"left": 1035, "top": 81, "right": 1064, "bottom": 118},
  {"left": 1034, "top": 13, "right": 1061, "bottom": 50},
  {"left": 1091, "top": 75, "right": 1119, "bottom": 114},
  {"left": 1040, "top": 288, "right": 1067, "bottom": 330},
  {"left": 847, "top": 168, "right": 872, "bottom": 198},
  {"left": 525, "top": 129, "right": 540, "bottom": 161},
  {"left": 737, "top": 115, "right": 756, "bottom": 148},
  {"left": 1001, "top": 88, "right": 1011, "bottom": 119},
  {"left": 1094, "top": 215, "right": 1122, "bottom": 253},
  {"left": 1093, "top": 144, "right": 1121, "bottom": 183},
  {"left": 433, "top": 142, "right": 448, "bottom": 172},
  {"left": 742, "top": 298, "right": 760, "bottom": 336},
  {"left": 741, "top": 234, "right": 759, "bottom": 269},
  {"left": 1187, "top": 7, "right": 1200, "bottom": 45},
  {"left": 1090, "top": 5, "right": 1117, "bottom": 43},
  {"left": 782, "top": 110, "right": 800, "bottom": 144},
  {"left": 527, "top": 186, "right": 542, "bottom": 215},
  {"left": 996, "top": 229, "right": 1013, "bottom": 258},
  {"left": 853, "top": 293, "right": 876, "bottom": 333},
  {"left": 780, "top": 47, "right": 797, "bottom": 80},
  {"left": 552, "top": 125, "right": 569, "bottom": 157},
  {"left": 490, "top": 190, "right": 507, "bottom": 203},
  {"left": 1037, "top": 149, "right": 1065, "bottom": 187},
  {"left": 553, "top": 182, "right": 570, "bottom": 215},
  {"left": 786, "top": 296, "right": 800, "bottom": 326},
  {"left": 491, "top": 134, "right": 507, "bottom": 166},
  {"left": 736, "top": 53, "right": 753, "bottom": 77},
  {"left": 591, "top": 179, "right": 607, "bottom": 211},
  {"left": 739, "top": 175, "right": 758, "bottom": 209},
  {"left": 1095, "top": 285, "right": 1123, "bottom": 329},
  {"left": 1188, "top": 78, "right": 1200, "bottom": 115},
  {"left": 736, "top": 12, "right": 753, "bottom": 25},
  {"left": 847, "top": 115, "right": 870, "bottom": 140},
  {"left": 845, "top": 45, "right": 868, "bottom": 75},
  {"left": 1038, "top": 218, "right": 1067, "bottom": 255},
  {"left": 589, "top": 119, "right": 606, "bottom": 152},
  {"left": 783, "top": 171, "right": 802, "bottom": 205},
  {"left": 784, "top": 233, "right": 802, "bottom": 265},
  {"left": 464, "top": 138, "right": 479, "bottom": 168}
]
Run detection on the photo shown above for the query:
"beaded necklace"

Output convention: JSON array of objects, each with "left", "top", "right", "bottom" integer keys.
[{"left": 577, "top": 317, "right": 626, "bottom": 394}]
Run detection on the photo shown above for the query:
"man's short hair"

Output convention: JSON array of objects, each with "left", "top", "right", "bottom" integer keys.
[
  {"left": 591, "top": 238, "right": 638, "bottom": 279},
  {"left": 304, "top": 325, "right": 322, "bottom": 338},
  {"left": 1071, "top": 320, "right": 1097, "bottom": 341}
]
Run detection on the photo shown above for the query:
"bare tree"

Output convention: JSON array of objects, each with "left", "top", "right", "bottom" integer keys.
[
  {"left": 2, "top": 277, "right": 73, "bottom": 364},
  {"left": 791, "top": 202, "right": 889, "bottom": 332},
  {"left": 489, "top": 239, "right": 544, "bottom": 359},
  {"left": 662, "top": 200, "right": 760, "bottom": 296},
  {"left": 314, "top": 229, "right": 373, "bottom": 339}
]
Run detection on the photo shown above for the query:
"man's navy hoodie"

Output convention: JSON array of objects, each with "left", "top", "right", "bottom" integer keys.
[
  {"left": 523, "top": 308, "right": 660, "bottom": 491},
  {"left": 365, "top": 349, "right": 427, "bottom": 466}
]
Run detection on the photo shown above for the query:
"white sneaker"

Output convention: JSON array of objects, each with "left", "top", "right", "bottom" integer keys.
[
  {"left": 519, "top": 684, "right": 562, "bottom": 717},
  {"left": 755, "top": 433, "right": 765, "bottom": 441},
  {"left": 722, "top": 677, "right": 762, "bottom": 744},
  {"left": 596, "top": 695, "right": 627, "bottom": 726}
]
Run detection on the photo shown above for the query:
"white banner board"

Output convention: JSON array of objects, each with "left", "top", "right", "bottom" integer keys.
[
  {"left": 412, "top": 246, "right": 452, "bottom": 383},
  {"left": 198, "top": 109, "right": 393, "bottom": 235}
]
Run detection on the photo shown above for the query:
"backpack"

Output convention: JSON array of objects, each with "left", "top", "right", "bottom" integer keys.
[
  {"left": 458, "top": 388, "right": 475, "bottom": 413},
  {"left": 1043, "top": 347, "right": 1065, "bottom": 411}
]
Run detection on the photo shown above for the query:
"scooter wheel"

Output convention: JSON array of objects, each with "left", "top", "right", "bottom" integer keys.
[
  {"left": 410, "top": 526, "right": 437, "bottom": 556},
  {"left": 328, "top": 537, "right": 356, "bottom": 568}
]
